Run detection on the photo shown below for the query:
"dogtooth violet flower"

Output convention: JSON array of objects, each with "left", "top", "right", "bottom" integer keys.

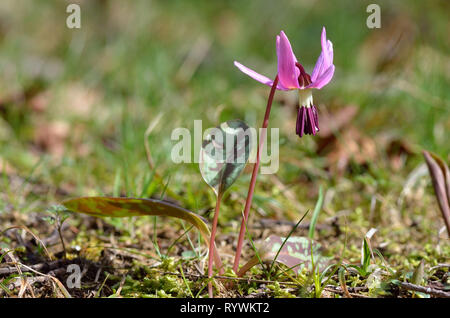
[{"left": 234, "top": 27, "right": 334, "bottom": 137}]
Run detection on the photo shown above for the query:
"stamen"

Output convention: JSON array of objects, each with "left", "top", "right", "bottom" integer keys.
[
  {"left": 295, "top": 104, "right": 320, "bottom": 138},
  {"left": 304, "top": 108, "right": 311, "bottom": 134},
  {"left": 312, "top": 105, "right": 320, "bottom": 132},
  {"left": 300, "top": 107, "right": 305, "bottom": 137},
  {"left": 293, "top": 63, "right": 319, "bottom": 138},
  {"left": 295, "top": 106, "right": 301, "bottom": 136}
]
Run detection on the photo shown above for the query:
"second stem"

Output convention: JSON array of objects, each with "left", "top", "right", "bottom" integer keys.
[{"left": 208, "top": 192, "right": 223, "bottom": 297}]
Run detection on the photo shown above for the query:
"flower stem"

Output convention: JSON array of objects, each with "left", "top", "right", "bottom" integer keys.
[
  {"left": 208, "top": 192, "right": 223, "bottom": 298},
  {"left": 233, "top": 75, "right": 279, "bottom": 273}
]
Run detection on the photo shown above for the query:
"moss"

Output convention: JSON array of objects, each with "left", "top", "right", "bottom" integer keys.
[{"left": 266, "top": 282, "right": 296, "bottom": 298}]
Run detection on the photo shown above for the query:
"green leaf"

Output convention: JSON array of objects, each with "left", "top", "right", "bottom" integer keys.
[
  {"left": 411, "top": 259, "right": 425, "bottom": 286},
  {"left": 238, "top": 235, "right": 330, "bottom": 276},
  {"left": 199, "top": 119, "right": 252, "bottom": 197},
  {"left": 361, "top": 228, "right": 377, "bottom": 273},
  {"left": 62, "top": 196, "right": 223, "bottom": 270},
  {"left": 362, "top": 237, "right": 371, "bottom": 272}
]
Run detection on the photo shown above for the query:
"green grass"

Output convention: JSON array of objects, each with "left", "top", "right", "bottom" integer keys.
[{"left": 0, "top": 0, "right": 449, "bottom": 298}]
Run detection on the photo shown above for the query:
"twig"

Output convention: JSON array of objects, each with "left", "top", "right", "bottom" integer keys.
[
  {"left": 1, "top": 276, "right": 47, "bottom": 296},
  {"left": 115, "top": 275, "right": 127, "bottom": 297},
  {"left": 1, "top": 266, "right": 68, "bottom": 297},
  {"left": 323, "top": 286, "right": 370, "bottom": 298},
  {"left": 429, "top": 264, "right": 450, "bottom": 272},
  {"left": 2, "top": 225, "right": 52, "bottom": 261},
  {"left": 2, "top": 249, "right": 30, "bottom": 297},
  {"left": 398, "top": 282, "right": 450, "bottom": 298},
  {"left": 0, "top": 259, "right": 70, "bottom": 275},
  {"left": 2, "top": 262, "right": 72, "bottom": 298}
]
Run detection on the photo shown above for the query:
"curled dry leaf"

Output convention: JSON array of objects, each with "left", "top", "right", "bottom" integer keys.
[{"left": 423, "top": 151, "right": 450, "bottom": 237}]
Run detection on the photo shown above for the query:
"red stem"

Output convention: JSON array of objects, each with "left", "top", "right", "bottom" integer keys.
[
  {"left": 208, "top": 192, "right": 222, "bottom": 297},
  {"left": 232, "top": 75, "right": 279, "bottom": 273}
]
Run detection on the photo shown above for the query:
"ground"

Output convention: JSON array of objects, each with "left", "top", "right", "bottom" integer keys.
[{"left": 0, "top": 0, "right": 449, "bottom": 298}]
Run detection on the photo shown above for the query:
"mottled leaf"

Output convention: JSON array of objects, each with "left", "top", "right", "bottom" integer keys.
[
  {"left": 62, "top": 196, "right": 223, "bottom": 270},
  {"left": 238, "top": 235, "right": 330, "bottom": 276},
  {"left": 199, "top": 119, "right": 252, "bottom": 196}
]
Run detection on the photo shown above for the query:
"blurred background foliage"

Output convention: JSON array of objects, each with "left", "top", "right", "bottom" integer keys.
[{"left": 0, "top": 0, "right": 449, "bottom": 249}]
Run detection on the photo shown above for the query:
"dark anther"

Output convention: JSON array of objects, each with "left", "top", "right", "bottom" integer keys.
[{"left": 295, "top": 105, "right": 319, "bottom": 138}]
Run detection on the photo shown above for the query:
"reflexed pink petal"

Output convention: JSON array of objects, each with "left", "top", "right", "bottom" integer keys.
[
  {"left": 324, "top": 39, "right": 333, "bottom": 66},
  {"left": 310, "top": 27, "right": 334, "bottom": 88},
  {"left": 320, "top": 27, "right": 332, "bottom": 68},
  {"left": 310, "top": 52, "right": 325, "bottom": 83},
  {"left": 234, "top": 61, "right": 289, "bottom": 90},
  {"left": 307, "top": 64, "right": 335, "bottom": 89},
  {"left": 276, "top": 31, "right": 300, "bottom": 89}
]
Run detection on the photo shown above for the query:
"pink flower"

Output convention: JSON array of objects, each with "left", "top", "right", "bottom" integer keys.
[{"left": 234, "top": 27, "right": 334, "bottom": 137}]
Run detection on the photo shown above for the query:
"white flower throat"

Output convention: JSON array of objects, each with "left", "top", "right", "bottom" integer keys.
[
  {"left": 298, "top": 89, "right": 313, "bottom": 108},
  {"left": 295, "top": 88, "right": 319, "bottom": 138}
]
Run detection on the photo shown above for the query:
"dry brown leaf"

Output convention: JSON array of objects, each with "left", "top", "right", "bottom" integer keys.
[
  {"left": 34, "top": 121, "right": 70, "bottom": 159},
  {"left": 423, "top": 151, "right": 450, "bottom": 236},
  {"left": 314, "top": 105, "right": 378, "bottom": 174},
  {"left": 318, "top": 126, "right": 377, "bottom": 175},
  {"left": 0, "top": 157, "right": 15, "bottom": 174},
  {"left": 318, "top": 105, "right": 358, "bottom": 138}
]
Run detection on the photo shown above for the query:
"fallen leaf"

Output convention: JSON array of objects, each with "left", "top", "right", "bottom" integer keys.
[
  {"left": 62, "top": 196, "right": 224, "bottom": 272},
  {"left": 238, "top": 235, "right": 330, "bottom": 277},
  {"left": 34, "top": 121, "right": 70, "bottom": 159}
]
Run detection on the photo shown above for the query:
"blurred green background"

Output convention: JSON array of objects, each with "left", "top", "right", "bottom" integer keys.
[{"left": 0, "top": 0, "right": 449, "bottom": 231}]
